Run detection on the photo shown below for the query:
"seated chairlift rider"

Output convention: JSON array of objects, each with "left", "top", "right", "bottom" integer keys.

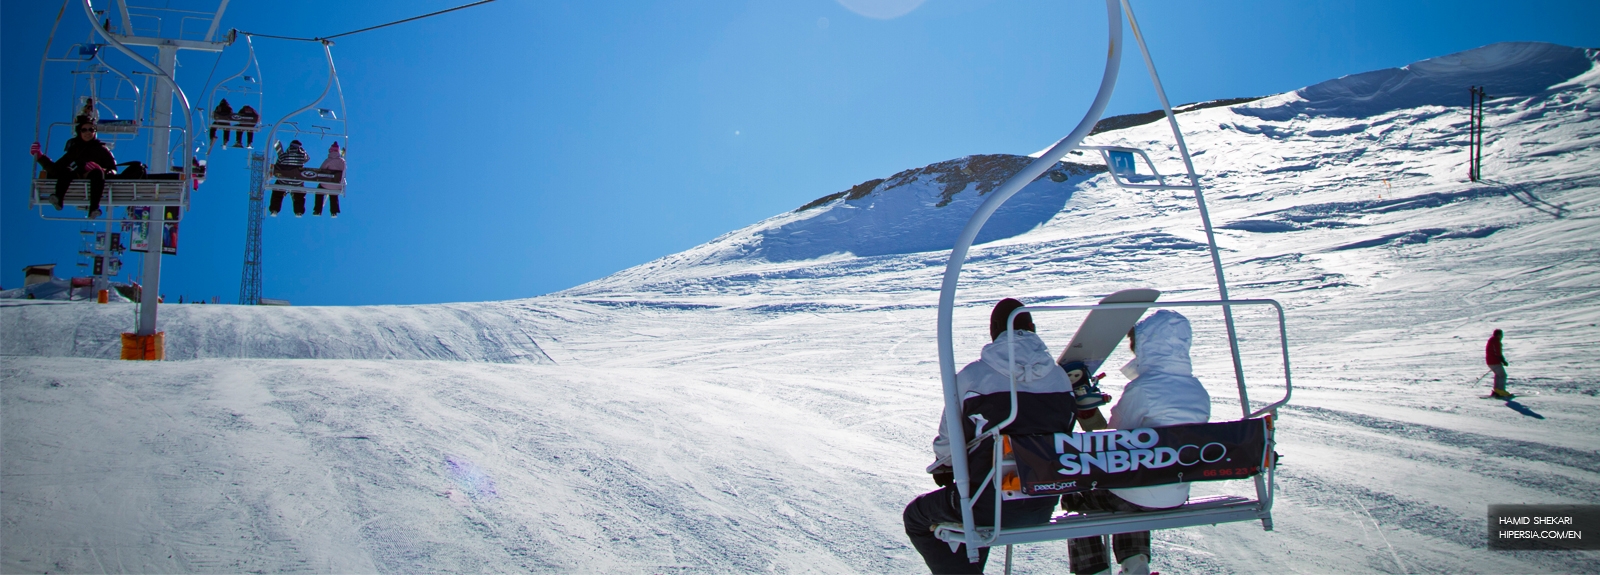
[{"left": 30, "top": 119, "right": 115, "bottom": 218}]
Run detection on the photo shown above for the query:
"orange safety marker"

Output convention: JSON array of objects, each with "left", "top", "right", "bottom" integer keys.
[{"left": 120, "top": 332, "right": 165, "bottom": 360}]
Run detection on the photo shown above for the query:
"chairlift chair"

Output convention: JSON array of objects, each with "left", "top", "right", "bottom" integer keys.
[
  {"left": 927, "top": 0, "right": 1294, "bottom": 569},
  {"left": 205, "top": 32, "right": 264, "bottom": 152},
  {"left": 30, "top": 24, "right": 196, "bottom": 224},
  {"left": 260, "top": 40, "right": 348, "bottom": 205}
]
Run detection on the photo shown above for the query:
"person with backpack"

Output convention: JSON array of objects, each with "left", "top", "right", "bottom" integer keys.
[
  {"left": 1487, "top": 329, "right": 1511, "bottom": 398},
  {"left": 1063, "top": 309, "right": 1211, "bottom": 575},
  {"left": 904, "top": 298, "right": 1080, "bottom": 573},
  {"left": 269, "top": 140, "right": 310, "bottom": 217},
  {"left": 30, "top": 120, "right": 115, "bottom": 219}
]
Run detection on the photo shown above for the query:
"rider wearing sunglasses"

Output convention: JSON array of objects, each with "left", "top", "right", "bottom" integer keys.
[{"left": 30, "top": 120, "right": 116, "bottom": 218}]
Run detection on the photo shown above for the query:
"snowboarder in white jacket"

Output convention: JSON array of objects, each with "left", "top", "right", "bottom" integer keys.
[
  {"left": 905, "top": 298, "right": 1080, "bottom": 574},
  {"left": 1065, "top": 309, "right": 1210, "bottom": 575}
]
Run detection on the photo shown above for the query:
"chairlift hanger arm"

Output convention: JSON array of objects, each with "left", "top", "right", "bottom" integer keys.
[
  {"left": 935, "top": 0, "right": 1125, "bottom": 563},
  {"left": 80, "top": 0, "right": 195, "bottom": 178}
]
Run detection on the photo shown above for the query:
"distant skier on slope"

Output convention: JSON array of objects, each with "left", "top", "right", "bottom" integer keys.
[
  {"left": 1063, "top": 310, "right": 1211, "bottom": 575},
  {"left": 1487, "top": 329, "right": 1511, "bottom": 398},
  {"left": 904, "top": 298, "right": 1079, "bottom": 574}
]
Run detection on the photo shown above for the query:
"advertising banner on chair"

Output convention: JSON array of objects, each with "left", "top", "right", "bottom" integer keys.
[
  {"left": 124, "top": 206, "right": 179, "bottom": 255},
  {"left": 1009, "top": 418, "right": 1270, "bottom": 496}
]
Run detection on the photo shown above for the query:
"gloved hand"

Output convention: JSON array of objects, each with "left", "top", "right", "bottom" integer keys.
[
  {"left": 931, "top": 465, "right": 954, "bottom": 488},
  {"left": 30, "top": 142, "right": 41, "bottom": 157}
]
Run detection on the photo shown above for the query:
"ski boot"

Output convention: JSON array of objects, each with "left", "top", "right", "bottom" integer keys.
[{"left": 1061, "top": 360, "right": 1111, "bottom": 409}]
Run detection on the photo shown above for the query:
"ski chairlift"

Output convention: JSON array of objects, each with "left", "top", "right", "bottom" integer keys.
[
  {"left": 261, "top": 40, "right": 348, "bottom": 203},
  {"left": 927, "top": 0, "right": 1294, "bottom": 569},
  {"left": 1076, "top": 146, "right": 1194, "bottom": 190},
  {"left": 30, "top": 7, "right": 198, "bottom": 224},
  {"left": 205, "top": 31, "right": 263, "bottom": 151},
  {"left": 931, "top": 301, "right": 1291, "bottom": 557}
]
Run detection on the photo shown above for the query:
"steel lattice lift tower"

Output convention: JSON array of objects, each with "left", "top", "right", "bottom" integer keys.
[{"left": 238, "top": 151, "right": 265, "bottom": 305}]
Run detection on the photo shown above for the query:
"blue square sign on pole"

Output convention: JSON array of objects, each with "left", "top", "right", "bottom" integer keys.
[{"left": 1109, "top": 151, "right": 1137, "bottom": 176}]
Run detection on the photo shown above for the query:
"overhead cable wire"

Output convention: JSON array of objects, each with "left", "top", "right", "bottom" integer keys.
[{"left": 238, "top": 0, "right": 497, "bottom": 43}]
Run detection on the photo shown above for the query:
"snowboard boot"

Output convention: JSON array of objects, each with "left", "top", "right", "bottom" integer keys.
[
  {"left": 1118, "top": 553, "right": 1150, "bottom": 575},
  {"left": 1062, "top": 361, "right": 1111, "bottom": 409}
]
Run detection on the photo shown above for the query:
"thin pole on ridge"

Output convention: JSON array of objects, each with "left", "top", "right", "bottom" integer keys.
[
  {"left": 1120, "top": 0, "right": 1250, "bottom": 416},
  {"left": 935, "top": 0, "right": 1123, "bottom": 563}
]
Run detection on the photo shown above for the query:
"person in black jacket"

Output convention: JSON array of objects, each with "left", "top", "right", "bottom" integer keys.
[
  {"left": 31, "top": 121, "right": 115, "bottom": 218},
  {"left": 269, "top": 140, "right": 310, "bottom": 217},
  {"left": 904, "top": 298, "right": 1080, "bottom": 573}
]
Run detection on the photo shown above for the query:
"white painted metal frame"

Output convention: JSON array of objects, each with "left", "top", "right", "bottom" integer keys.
[
  {"left": 76, "top": 0, "right": 228, "bottom": 336},
  {"left": 932, "top": 0, "right": 1285, "bottom": 564},
  {"left": 205, "top": 33, "right": 264, "bottom": 146},
  {"left": 1074, "top": 145, "right": 1192, "bottom": 190},
  {"left": 260, "top": 41, "right": 349, "bottom": 198}
]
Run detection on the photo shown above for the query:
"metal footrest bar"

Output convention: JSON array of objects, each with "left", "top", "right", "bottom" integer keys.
[
  {"left": 31, "top": 179, "right": 189, "bottom": 218},
  {"left": 935, "top": 495, "right": 1264, "bottom": 548}
]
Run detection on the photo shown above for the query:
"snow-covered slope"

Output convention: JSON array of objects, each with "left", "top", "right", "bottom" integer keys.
[{"left": 4, "top": 42, "right": 1599, "bottom": 573}]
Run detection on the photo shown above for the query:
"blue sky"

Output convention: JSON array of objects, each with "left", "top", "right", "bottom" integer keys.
[{"left": 4, "top": 0, "right": 1597, "bottom": 306}]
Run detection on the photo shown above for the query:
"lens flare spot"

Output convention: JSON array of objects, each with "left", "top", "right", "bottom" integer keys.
[
  {"left": 445, "top": 456, "right": 498, "bottom": 501},
  {"left": 835, "top": 0, "right": 925, "bottom": 20}
]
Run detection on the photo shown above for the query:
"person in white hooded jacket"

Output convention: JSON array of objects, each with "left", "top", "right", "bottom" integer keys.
[
  {"left": 1065, "top": 309, "right": 1210, "bottom": 575},
  {"left": 905, "top": 298, "right": 1080, "bottom": 574}
]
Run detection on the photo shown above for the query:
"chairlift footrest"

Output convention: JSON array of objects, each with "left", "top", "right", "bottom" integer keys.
[{"left": 935, "top": 495, "right": 1265, "bottom": 547}]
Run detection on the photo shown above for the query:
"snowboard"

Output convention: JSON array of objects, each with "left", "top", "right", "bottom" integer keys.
[{"left": 1056, "top": 288, "right": 1161, "bottom": 375}]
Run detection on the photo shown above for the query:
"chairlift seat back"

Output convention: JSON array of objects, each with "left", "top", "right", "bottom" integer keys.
[
  {"left": 210, "top": 111, "right": 261, "bottom": 130},
  {"left": 94, "top": 119, "right": 139, "bottom": 134},
  {"left": 1004, "top": 417, "right": 1272, "bottom": 498},
  {"left": 270, "top": 166, "right": 342, "bottom": 184}
]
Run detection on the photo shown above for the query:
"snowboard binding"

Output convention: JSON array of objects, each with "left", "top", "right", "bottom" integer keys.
[{"left": 1061, "top": 360, "right": 1111, "bottom": 409}]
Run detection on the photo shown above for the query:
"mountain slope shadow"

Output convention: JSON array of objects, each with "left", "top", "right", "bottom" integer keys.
[{"left": 753, "top": 154, "right": 1104, "bottom": 262}]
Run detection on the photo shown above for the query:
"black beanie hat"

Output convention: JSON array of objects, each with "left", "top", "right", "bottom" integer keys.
[{"left": 990, "top": 298, "right": 1036, "bottom": 341}]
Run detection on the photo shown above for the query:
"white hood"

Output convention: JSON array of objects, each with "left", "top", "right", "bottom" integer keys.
[
  {"left": 1122, "top": 309, "right": 1194, "bottom": 379},
  {"left": 979, "top": 330, "right": 1059, "bottom": 385},
  {"left": 1110, "top": 310, "right": 1211, "bottom": 509}
]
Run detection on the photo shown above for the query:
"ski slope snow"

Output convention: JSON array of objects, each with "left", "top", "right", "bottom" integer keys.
[{"left": 4, "top": 42, "right": 1600, "bottom": 573}]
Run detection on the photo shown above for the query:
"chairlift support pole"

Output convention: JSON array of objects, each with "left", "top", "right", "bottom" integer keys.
[{"left": 80, "top": 0, "right": 228, "bottom": 335}]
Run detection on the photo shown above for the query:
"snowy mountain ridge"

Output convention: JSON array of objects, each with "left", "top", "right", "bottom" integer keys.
[{"left": 4, "top": 42, "right": 1600, "bottom": 574}]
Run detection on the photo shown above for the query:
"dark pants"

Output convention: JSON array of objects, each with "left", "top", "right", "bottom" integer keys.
[
  {"left": 904, "top": 486, "right": 1059, "bottom": 574},
  {"left": 1063, "top": 490, "right": 1153, "bottom": 574},
  {"left": 270, "top": 184, "right": 306, "bottom": 215},
  {"left": 1490, "top": 364, "right": 1508, "bottom": 392},
  {"left": 38, "top": 158, "right": 104, "bottom": 213},
  {"left": 313, "top": 193, "right": 340, "bottom": 217}
]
